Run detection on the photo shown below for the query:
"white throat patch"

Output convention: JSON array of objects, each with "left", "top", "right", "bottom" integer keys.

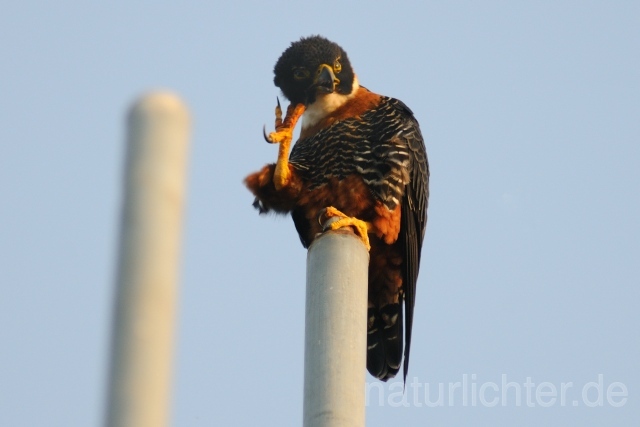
[{"left": 301, "top": 76, "right": 360, "bottom": 130}]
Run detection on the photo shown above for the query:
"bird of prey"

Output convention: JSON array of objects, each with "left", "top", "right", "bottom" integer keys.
[{"left": 245, "top": 35, "right": 429, "bottom": 381}]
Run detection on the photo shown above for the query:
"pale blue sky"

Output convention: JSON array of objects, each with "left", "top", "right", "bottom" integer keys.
[{"left": 1, "top": 2, "right": 638, "bottom": 426}]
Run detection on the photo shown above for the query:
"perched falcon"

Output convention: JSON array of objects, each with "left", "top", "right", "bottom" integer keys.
[{"left": 245, "top": 35, "right": 429, "bottom": 381}]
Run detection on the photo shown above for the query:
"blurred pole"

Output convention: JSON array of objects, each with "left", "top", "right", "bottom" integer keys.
[
  {"left": 303, "top": 227, "right": 369, "bottom": 427},
  {"left": 105, "top": 92, "right": 190, "bottom": 427}
]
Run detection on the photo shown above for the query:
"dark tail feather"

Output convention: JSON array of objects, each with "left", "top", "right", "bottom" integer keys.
[
  {"left": 366, "top": 303, "right": 403, "bottom": 381},
  {"left": 367, "top": 307, "right": 386, "bottom": 379}
]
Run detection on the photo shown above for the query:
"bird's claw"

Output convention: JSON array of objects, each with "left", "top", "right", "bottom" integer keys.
[
  {"left": 317, "top": 207, "right": 341, "bottom": 228},
  {"left": 263, "top": 125, "right": 273, "bottom": 143},
  {"left": 263, "top": 99, "right": 306, "bottom": 144},
  {"left": 275, "top": 97, "right": 283, "bottom": 128},
  {"left": 318, "top": 206, "right": 371, "bottom": 251},
  {"left": 265, "top": 127, "right": 294, "bottom": 145}
]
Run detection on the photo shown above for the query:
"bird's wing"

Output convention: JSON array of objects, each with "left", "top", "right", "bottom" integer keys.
[{"left": 393, "top": 100, "right": 429, "bottom": 382}]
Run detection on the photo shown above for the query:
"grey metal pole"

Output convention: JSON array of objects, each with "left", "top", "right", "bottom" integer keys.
[
  {"left": 303, "top": 227, "right": 369, "bottom": 427},
  {"left": 105, "top": 92, "right": 190, "bottom": 427}
]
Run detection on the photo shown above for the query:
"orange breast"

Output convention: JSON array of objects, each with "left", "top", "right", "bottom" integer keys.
[{"left": 299, "top": 87, "right": 382, "bottom": 139}]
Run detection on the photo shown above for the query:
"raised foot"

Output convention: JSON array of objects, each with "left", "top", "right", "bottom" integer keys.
[
  {"left": 263, "top": 98, "right": 306, "bottom": 144},
  {"left": 318, "top": 206, "right": 371, "bottom": 251}
]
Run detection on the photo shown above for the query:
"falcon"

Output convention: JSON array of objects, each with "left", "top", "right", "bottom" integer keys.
[{"left": 245, "top": 35, "right": 429, "bottom": 381}]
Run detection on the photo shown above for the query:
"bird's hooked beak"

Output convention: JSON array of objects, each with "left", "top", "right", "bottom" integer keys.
[{"left": 310, "top": 64, "right": 340, "bottom": 94}]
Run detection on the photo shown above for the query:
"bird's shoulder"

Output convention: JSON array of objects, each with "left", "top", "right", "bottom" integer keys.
[{"left": 301, "top": 89, "right": 419, "bottom": 139}]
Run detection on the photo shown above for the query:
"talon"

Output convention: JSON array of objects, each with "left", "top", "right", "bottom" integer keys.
[
  {"left": 268, "top": 128, "right": 294, "bottom": 144},
  {"left": 318, "top": 206, "right": 372, "bottom": 251},
  {"left": 264, "top": 102, "right": 306, "bottom": 145},
  {"left": 318, "top": 208, "right": 328, "bottom": 227},
  {"left": 266, "top": 101, "right": 306, "bottom": 190},
  {"left": 263, "top": 125, "right": 275, "bottom": 143},
  {"left": 317, "top": 207, "right": 339, "bottom": 228},
  {"left": 274, "top": 97, "right": 283, "bottom": 129}
]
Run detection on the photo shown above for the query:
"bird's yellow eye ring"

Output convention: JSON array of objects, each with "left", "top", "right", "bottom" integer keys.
[
  {"left": 293, "top": 68, "right": 310, "bottom": 80},
  {"left": 334, "top": 59, "right": 342, "bottom": 73}
]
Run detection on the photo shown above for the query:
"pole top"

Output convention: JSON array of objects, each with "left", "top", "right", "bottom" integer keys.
[{"left": 128, "top": 91, "right": 190, "bottom": 125}]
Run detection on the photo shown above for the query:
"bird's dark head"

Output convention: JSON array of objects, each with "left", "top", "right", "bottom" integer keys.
[{"left": 273, "top": 35, "right": 356, "bottom": 106}]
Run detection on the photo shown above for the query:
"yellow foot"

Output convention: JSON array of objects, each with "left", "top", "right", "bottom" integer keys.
[
  {"left": 319, "top": 206, "right": 372, "bottom": 251},
  {"left": 263, "top": 98, "right": 306, "bottom": 144}
]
